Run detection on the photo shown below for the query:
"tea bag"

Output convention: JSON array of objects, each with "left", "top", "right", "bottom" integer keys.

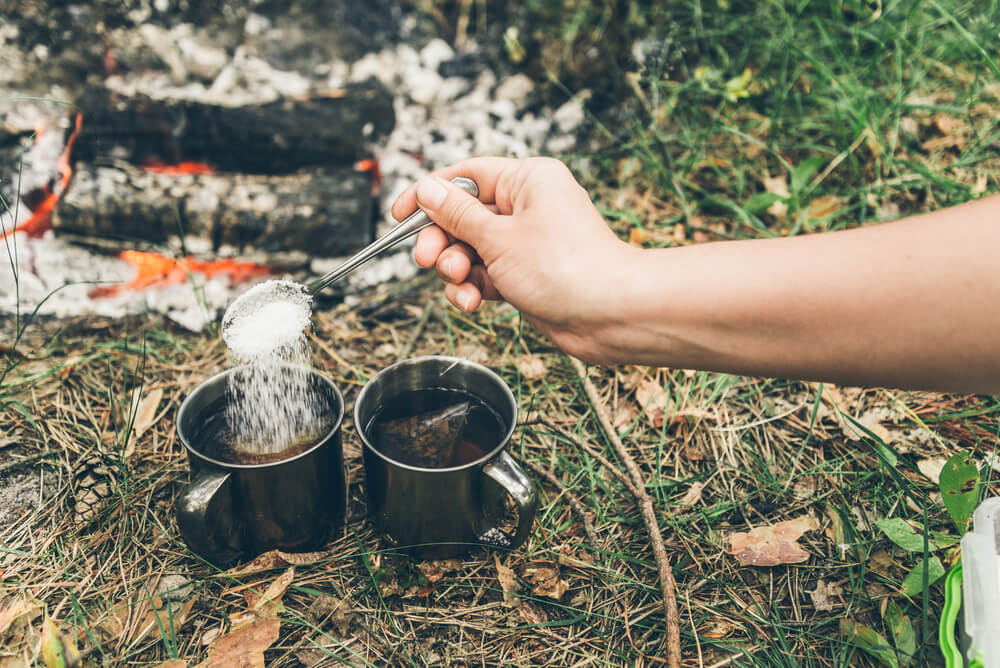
[{"left": 374, "top": 401, "right": 471, "bottom": 467}]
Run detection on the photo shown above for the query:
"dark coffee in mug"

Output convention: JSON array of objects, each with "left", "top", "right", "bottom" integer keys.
[
  {"left": 365, "top": 387, "right": 504, "bottom": 468},
  {"left": 191, "top": 395, "right": 332, "bottom": 465}
]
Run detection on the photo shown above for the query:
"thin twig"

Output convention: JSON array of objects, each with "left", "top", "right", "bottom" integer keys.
[
  {"left": 571, "top": 358, "right": 682, "bottom": 668},
  {"left": 524, "top": 460, "right": 600, "bottom": 548}
]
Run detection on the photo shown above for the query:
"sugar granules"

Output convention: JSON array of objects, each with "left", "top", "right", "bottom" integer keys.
[{"left": 221, "top": 279, "right": 323, "bottom": 455}]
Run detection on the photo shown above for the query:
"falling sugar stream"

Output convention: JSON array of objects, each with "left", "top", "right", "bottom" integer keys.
[{"left": 221, "top": 279, "right": 323, "bottom": 455}]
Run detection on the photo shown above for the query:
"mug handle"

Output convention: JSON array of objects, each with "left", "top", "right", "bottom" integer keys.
[
  {"left": 176, "top": 469, "right": 244, "bottom": 566},
  {"left": 480, "top": 451, "right": 538, "bottom": 549}
]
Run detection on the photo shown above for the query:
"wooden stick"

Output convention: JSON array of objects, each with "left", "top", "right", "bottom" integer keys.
[{"left": 571, "top": 358, "right": 681, "bottom": 668}]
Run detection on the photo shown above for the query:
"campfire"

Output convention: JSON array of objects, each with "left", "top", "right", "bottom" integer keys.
[{"left": 1, "top": 1, "right": 585, "bottom": 329}]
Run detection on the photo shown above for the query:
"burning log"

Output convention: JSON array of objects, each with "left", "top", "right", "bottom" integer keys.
[
  {"left": 52, "top": 162, "right": 375, "bottom": 257},
  {"left": 72, "top": 81, "right": 395, "bottom": 174}
]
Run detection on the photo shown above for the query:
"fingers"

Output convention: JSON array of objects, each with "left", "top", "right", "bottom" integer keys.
[
  {"left": 436, "top": 242, "right": 478, "bottom": 283},
  {"left": 390, "top": 157, "right": 520, "bottom": 221},
  {"left": 445, "top": 282, "right": 482, "bottom": 313},
  {"left": 442, "top": 264, "right": 502, "bottom": 313},
  {"left": 411, "top": 176, "right": 502, "bottom": 256},
  {"left": 413, "top": 226, "right": 448, "bottom": 268}
]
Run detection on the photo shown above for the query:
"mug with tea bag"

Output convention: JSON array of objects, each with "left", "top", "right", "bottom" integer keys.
[{"left": 355, "top": 355, "right": 538, "bottom": 558}]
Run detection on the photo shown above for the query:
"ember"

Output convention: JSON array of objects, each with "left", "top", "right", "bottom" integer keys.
[
  {"left": 2, "top": 113, "right": 82, "bottom": 240},
  {"left": 89, "top": 250, "right": 270, "bottom": 298},
  {"left": 142, "top": 160, "right": 216, "bottom": 175}
]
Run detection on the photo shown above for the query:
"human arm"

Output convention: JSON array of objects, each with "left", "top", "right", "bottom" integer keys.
[{"left": 392, "top": 157, "right": 1000, "bottom": 394}]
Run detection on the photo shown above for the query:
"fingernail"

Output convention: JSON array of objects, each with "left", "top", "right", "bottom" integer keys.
[
  {"left": 441, "top": 256, "right": 455, "bottom": 279},
  {"left": 458, "top": 291, "right": 474, "bottom": 312},
  {"left": 416, "top": 177, "right": 447, "bottom": 210}
]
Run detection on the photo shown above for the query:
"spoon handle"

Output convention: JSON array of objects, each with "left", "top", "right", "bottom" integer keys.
[{"left": 306, "top": 177, "right": 479, "bottom": 296}]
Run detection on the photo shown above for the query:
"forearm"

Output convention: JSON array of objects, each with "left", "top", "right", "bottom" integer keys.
[{"left": 605, "top": 195, "right": 1000, "bottom": 393}]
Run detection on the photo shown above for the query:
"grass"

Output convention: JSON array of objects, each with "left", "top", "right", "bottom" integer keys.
[{"left": 3, "top": 0, "right": 1000, "bottom": 665}]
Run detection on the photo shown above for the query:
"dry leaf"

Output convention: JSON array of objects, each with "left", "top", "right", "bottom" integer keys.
[
  {"left": 0, "top": 597, "right": 40, "bottom": 635},
  {"left": 245, "top": 567, "right": 294, "bottom": 615},
  {"left": 933, "top": 114, "right": 964, "bottom": 136},
  {"left": 807, "top": 579, "right": 841, "bottom": 612},
  {"left": 494, "top": 555, "right": 520, "bottom": 607},
  {"left": 729, "top": 515, "right": 817, "bottom": 567},
  {"left": 635, "top": 378, "right": 668, "bottom": 427},
  {"left": 194, "top": 615, "right": 280, "bottom": 668},
  {"left": 523, "top": 564, "right": 569, "bottom": 601},
  {"left": 917, "top": 457, "right": 947, "bottom": 484},
  {"left": 519, "top": 601, "right": 548, "bottom": 625},
  {"left": 153, "top": 661, "right": 187, "bottom": 668},
  {"left": 131, "top": 387, "right": 164, "bottom": 441},
  {"left": 417, "top": 559, "right": 462, "bottom": 584},
  {"left": 628, "top": 226, "right": 650, "bottom": 246},
  {"left": 613, "top": 402, "right": 639, "bottom": 431},
  {"left": 679, "top": 481, "right": 705, "bottom": 506},
  {"left": 805, "top": 195, "right": 841, "bottom": 222},
  {"left": 223, "top": 550, "right": 325, "bottom": 578},
  {"left": 701, "top": 619, "right": 736, "bottom": 639},
  {"left": 518, "top": 354, "right": 546, "bottom": 381}
]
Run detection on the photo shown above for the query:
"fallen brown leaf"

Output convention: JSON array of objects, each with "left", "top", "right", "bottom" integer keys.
[
  {"left": 635, "top": 378, "right": 668, "bottom": 427},
  {"left": 807, "top": 579, "right": 841, "bottom": 612},
  {"left": 805, "top": 195, "right": 841, "bottom": 223},
  {"left": 245, "top": 567, "right": 294, "bottom": 615},
  {"left": 417, "top": 559, "right": 462, "bottom": 584},
  {"left": 223, "top": 550, "right": 325, "bottom": 578},
  {"left": 729, "top": 515, "right": 817, "bottom": 567},
  {"left": 131, "top": 387, "right": 164, "bottom": 441},
  {"left": 679, "top": 481, "right": 705, "bottom": 506},
  {"left": 628, "top": 226, "right": 650, "bottom": 246},
  {"left": 523, "top": 564, "right": 569, "bottom": 601},
  {"left": 195, "top": 615, "right": 280, "bottom": 668},
  {"left": 494, "top": 555, "right": 520, "bottom": 607},
  {"left": 701, "top": 619, "right": 736, "bottom": 639},
  {"left": 519, "top": 601, "right": 548, "bottom": 625},
  {"left": 153, "top": 661, "right": 187, "bottom": 668},
  {"left": 0, "top": 597, "right": 40, "bottom": 635},
  {"left": 613, "top": 402, "right": 639, "bottom": 431}
]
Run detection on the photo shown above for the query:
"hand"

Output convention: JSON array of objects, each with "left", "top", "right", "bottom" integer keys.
[{"left": 391, "top": 157, "right": 638, "bottom": 362}]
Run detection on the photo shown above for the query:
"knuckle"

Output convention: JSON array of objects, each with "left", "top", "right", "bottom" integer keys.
[{"left": 448, "top": 196, "right": 480, "bottom": 235}]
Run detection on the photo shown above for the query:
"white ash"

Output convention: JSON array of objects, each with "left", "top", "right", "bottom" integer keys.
[{"left": 0, "top": 232, "right": 236, "bottom": 330}]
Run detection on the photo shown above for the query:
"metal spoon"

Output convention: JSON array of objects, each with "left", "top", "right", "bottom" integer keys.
[
  {"left": 305, "top": 176, "right": 478, "bottom": 295},
  {"left": 223, "top": 177, "right": 478, "bottom": 334}
]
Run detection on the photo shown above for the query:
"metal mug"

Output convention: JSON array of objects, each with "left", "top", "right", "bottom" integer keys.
[
  {"left": 355, "top": 355, "right": 538, "bottom": 558},
  {"left": 175, "top": 365, "right": 346, "bottom": 566}
]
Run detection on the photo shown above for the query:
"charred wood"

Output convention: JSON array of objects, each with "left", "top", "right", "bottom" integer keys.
[
  {"left": 72, "top": 81, "right": 395, "bottom": 174},
  {"left": 52, "top": 162, "right": 375, "bottom": 257}
]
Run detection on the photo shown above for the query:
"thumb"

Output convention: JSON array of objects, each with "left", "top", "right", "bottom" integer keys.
[{"left": 415, "top": 175, "right": 499, "bottom": 250}]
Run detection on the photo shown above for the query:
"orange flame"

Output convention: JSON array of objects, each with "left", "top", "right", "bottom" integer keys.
[
  {"left": 2, "top": 113, "right": 83, "bottom": 240},
  {"left": 143, "top": 159, "right": 215, "bottom": 175},
  {"left": 354, "top": 158, "right": 382, "bottom": 196},
  {"left": 90, "top": 250, "right": 271, "bottom": 298}
]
